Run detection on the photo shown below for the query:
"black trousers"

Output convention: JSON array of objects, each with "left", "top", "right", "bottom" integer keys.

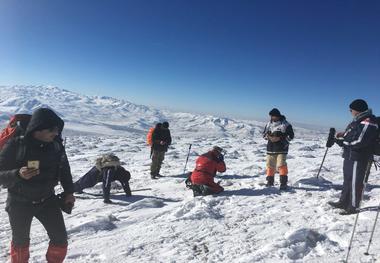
[
  {"left": 339, "top": 159, "right": 370, "bottom": 209},
  {"left": 102, "top": 169, "right": 131, "bottom": 200},
  {"left": 6, "top": 196, "right": 67, "bottom": 246}
]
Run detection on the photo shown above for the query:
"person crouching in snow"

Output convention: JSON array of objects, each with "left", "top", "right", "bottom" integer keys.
[
  {"left": 263, "top": 108, "right": 294, "bottom": 190},
  {"left": 189, "top": 146, "right": 226, "bottom": 196},
  {"left": 73, "top": 154, "right": 132, "bottom": 204},
  {"left": 0, "top": 108, "right": 75, "bottom": 263}
]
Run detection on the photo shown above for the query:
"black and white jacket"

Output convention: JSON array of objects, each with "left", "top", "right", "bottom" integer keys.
[
  {"left": 337, "top": 109, "right": 378, "bottom": 161},
  {"left": 263, "top": 116, "right": 294, "bottom": 155}
]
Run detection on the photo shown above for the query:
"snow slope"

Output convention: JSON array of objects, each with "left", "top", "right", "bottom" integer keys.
[{"left": 0, "top": 85, "right": 379, "bottom": 263}]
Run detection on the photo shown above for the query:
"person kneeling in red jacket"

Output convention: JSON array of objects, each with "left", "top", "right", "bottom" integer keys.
[{"left": 189, "top": 146, "right": 226, "bottom": 196}]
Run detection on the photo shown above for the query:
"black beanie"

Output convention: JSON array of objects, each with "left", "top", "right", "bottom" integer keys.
[
  {"left": 269, "top": 108, "right": 281, "bottom": 117},
  {"left": 162, "top": 121, "right": 169, "bottom": 128},
  {"left": 349, "top": 99, "right": 368, "bottom": 112}
]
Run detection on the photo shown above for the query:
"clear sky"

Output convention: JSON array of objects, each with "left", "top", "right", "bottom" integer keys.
[{"left": 0, "top": 0, "right": 379, "bottom": 128}]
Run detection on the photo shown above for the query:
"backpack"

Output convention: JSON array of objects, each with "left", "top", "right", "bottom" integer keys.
[
  {"left": 374, "top": 117, "right": 380, "bottom": 156},
  {"left": 146, "top": 127, "right": 155, "bottom": 146},
  {"left": 95, "top": 153, "right": 120, "bottom": 171},
  {"left": 0, "top": 114, "right": 32, "bottom": 150}
]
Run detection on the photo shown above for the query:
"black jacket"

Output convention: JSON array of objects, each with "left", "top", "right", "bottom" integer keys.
[
  {"left": 263, "top": 116, "right": 294, "bottom": 154},
  {"left": 152, "top": 127, "right": 172, "bottom": 152},
  {"left": 0, "top": 108, "right": 74, "bottom": 202},
  {"left": 338, "top": 110, "right": 378, "bottom": 161}
]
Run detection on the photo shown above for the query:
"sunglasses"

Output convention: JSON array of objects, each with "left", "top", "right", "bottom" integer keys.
[{"left": 47, "top": 127, "right": 59, "bottom": 133}]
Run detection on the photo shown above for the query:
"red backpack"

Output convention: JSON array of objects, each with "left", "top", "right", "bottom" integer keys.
[
  {"left": 146, "top": 127, "right": 155, "bottom": 146},
  {"left": 0, "top": 114, "right": 32, "bottom": 150}
]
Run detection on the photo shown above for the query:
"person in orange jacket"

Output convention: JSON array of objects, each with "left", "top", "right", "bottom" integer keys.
[{"left": 189, "top": 146, "right": 226, "bottom": 196}]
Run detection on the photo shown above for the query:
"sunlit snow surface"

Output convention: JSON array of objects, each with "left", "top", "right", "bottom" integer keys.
[{"left": 0, "top": 86, "right": 379, "bottom": 262}]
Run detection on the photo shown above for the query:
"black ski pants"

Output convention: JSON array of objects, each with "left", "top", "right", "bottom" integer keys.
[
  {"left": 102, "top": 169, "right": 131, "bottom": 200},
  {"left": 339, "top": 159, "right": 370, "bottom": 209},
  {"left": 6, "top": 196, "right": 67, "bottom": 246}
]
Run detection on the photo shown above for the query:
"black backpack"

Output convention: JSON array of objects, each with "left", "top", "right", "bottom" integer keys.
[{"left": 374, "top": 117, "right": 380, "bottom": 156}]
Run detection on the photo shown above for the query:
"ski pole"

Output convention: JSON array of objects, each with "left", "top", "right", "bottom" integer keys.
[
  {"left": 364, "top": 200, "right": 380, "bottom": 256},
  {"left": 364, "top": 161, "right": 380, "bottom": 256},
  {"left": 183, "top": 144, "right": 192, "bottom": 175},
  {"left": 345, "top": 160, "right": 372, "bottom": 262},
  {"left": 316, "top": 128, "right": 336, "bottom": 179},
  {"left": 316, "top": 148, "right": 329, "bottom": 179}
]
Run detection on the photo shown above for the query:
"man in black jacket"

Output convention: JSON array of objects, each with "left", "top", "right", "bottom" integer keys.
[
  {"left": 263, "top": 108, "right": 294, "bottom": 190},
  {"left": 0, "top": 108, "right": 75, "bottom": 263},
  {"left": 150, "top": 121, "right": 172, "bottom": 179},
  {"left": 329, "top": 99, "right": 378, "bottom": 215}
]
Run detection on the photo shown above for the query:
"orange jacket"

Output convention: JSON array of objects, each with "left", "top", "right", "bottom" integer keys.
[{"left": 190, "top": 151, "right": 226, "bottom": 186}]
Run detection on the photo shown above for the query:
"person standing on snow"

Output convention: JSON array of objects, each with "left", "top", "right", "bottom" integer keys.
[
  {"left": 263, "top": 108, "right": 294, "bottom": 190},
  {"left": 150, "top": 121, "right": 172, "bottom": 179},
  {"left": 0, "top": 108, "right": 75, "bottom": 263},
  {"left": 189, "top": 146, "right": 226, "bottom": 196},
  {"left": 328, "top": 99, "right": 378, "bottom": 215}
]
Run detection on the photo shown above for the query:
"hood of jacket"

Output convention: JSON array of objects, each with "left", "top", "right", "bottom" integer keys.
[{"left": 25, "top": 108, "right": 64, "bottom": 138}]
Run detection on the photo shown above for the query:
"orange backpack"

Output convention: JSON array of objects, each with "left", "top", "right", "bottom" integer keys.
[{"left": 146, "top": 127, "right": 155, "bottom": 146}]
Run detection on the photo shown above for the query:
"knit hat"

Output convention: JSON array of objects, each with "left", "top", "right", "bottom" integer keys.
[
  {"left": 95, "top": 153, "right": 121, "bottom": 171},
  {"left": 162, "top": 121, "right": 169, "bottom": 128},
  {"left": 269, "top": 108, "right": 281, "bottom": 117},
  {"left": 212, "top": 146, "right": 223, "bottom": 154},
  {"left": 349, "top": 99, "right": 368, "bottom": 112}
]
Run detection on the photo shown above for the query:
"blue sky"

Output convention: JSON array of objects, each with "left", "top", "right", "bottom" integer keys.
[{"left": 0, "top": 0, "right": 379, "bottom": 128}]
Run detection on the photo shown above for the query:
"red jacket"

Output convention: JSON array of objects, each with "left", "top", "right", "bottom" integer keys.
[{"left": 190, "top": 151, "right": 226, "bottom": 192}]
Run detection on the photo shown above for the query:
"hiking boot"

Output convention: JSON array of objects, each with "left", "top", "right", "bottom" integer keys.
[
  {"left": 279, "top": 184, "right": 288, "bottom": 190},
  {"left": 192, "top": 185, "right": 203, "bottom": 197},
  {"left": 328, "top": 201, "right": 345, "bottom": 209},
  {"left": 266, "top": 176, "right": 274, "bottom": 187},
  {"left": 156, "top": 174, "right": 164, "bottom": 178},
  {"left": 103, "top": 199, "right": 113, "bottom": 204},
  {"left": 151, "top": 174, "right": 158, "bottom": 180},
  {"left": 339, "top": 207, "right": 359, "bottom": 215}
]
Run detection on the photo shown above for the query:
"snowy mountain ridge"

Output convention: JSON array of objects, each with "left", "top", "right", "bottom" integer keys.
[{"left": 0, "top": 85, "right": 321, "bottom": 139}]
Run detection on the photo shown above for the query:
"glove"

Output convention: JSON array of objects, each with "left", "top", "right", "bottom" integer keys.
[
  {"left": 56, "top": 193, "right": 74, "bottom": 214},
  {"left": 326, "top": 137, "right": 335, "bottom": 148},
  {"left": 335, "top": 138, "right": 344, "bottom": 147},
  {"left": 325, "top": 127, "right": 336, "bottom": 148}
]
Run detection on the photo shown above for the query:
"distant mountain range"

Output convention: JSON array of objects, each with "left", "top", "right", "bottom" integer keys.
[{"left": 0, "top": 85, "right": 276, "bottom": 138}]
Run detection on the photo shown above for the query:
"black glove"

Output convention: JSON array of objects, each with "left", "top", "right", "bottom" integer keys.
[
  {"left": 335, "top": 138, "right": 344, "bottom": 147},
  {"left": 326, "top": 137, "right": 335, "bottom": 148},
  {"left": 56, "top": 193, "right": 73, "bottom": 214},
  {"left": 325, "top": 128, "right": 336, "bottom": 148}
]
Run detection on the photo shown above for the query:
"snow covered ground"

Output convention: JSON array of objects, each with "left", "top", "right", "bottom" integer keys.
[{"left": 0, "top": 86, "right": 379, "bottom": 262}]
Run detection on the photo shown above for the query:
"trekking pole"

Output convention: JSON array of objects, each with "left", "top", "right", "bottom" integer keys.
[
  {"left": 316, "top": 128, "right": 336, "bottom": 179},
  {"left": 183, "top": 144, "right": 192, "bottom": 175},
  {"left": 364, "top": 200, "right": 380, "bottom": 256},
  {"left": 344, "top": 160, "right": 373, "bottom": 262},
  {"left": 364, "top": 161, "right": 380, "bottom": 256},
  {"left": 316, "top": 148, "right": 329, "bottom": 179}
]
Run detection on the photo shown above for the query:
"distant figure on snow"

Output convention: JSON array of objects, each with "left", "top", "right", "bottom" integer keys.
[
  {"left": 328, "top": 99, "right": 378, "bottom": 215},
  {"left": 150, "top": 121, "right": 172, "bottom": 179},
  {"left": 187, "top": 146, "right": 226, "bottom": 196},
  {"left": 263, "top": 108, "right": 294, "bottom": 190},
  {"left": 74, "top": 154, "right": 132, "bottom": 204}
]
